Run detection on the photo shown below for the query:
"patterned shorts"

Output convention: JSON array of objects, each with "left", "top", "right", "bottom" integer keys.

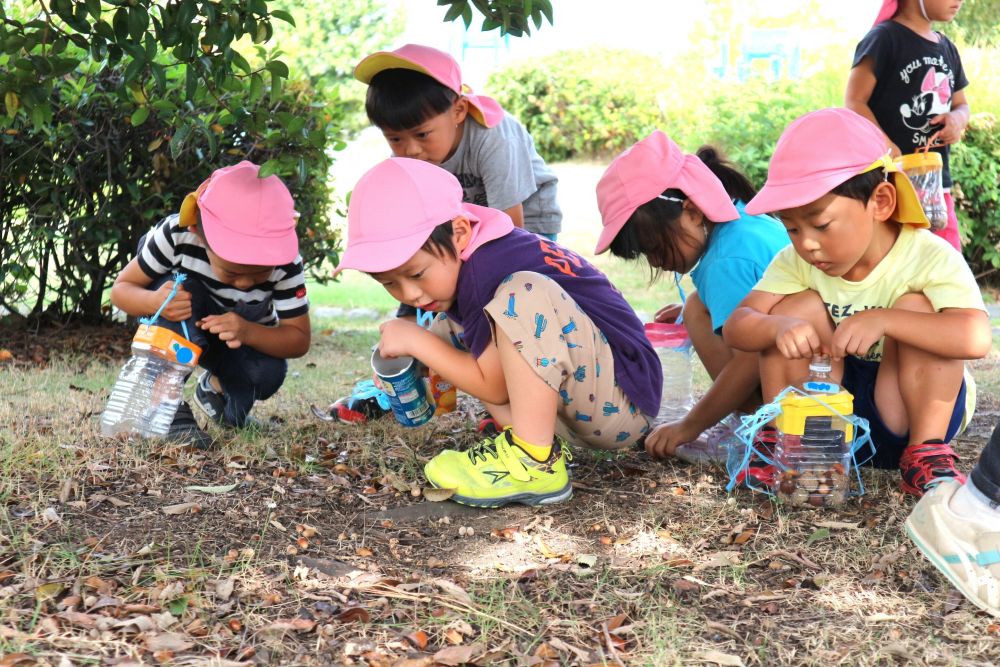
[{"left": 431, "top": 271, "right": 650, "bottom": 450}]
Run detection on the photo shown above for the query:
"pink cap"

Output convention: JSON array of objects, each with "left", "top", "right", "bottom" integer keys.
[
  {"left": 197, "top": 161, "right": 300, "bottom": 265},
  {"left": 354, "top": 44, "right": 505, "bottom": 128},
  {"left": 335, "top": 158, "right": 513, "bottom": 275},
  {"left": 594, "top": 131, "right": 740, "bottom": 255},
  {"left": 873, "top": 0, "right": 897, "bottom": 26},
  {"left": 745, "top": 108, "right": 928, "bottom": 227}
]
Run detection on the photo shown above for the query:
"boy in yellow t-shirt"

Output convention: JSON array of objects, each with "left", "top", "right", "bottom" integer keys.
[{"left": 724, "top": 108, "right": 990, "bottom": 497}]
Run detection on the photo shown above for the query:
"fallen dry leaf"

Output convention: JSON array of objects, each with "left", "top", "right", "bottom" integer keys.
[
  {"left": 356, "top": 547, "right": 373, "bottom": 557},
  {"left": 423, "top": 487, "right": 457, "bottom": 502},
  {"left": 34, "top": 582, "right": 64, "bottom": 602},
  {"left": 143, "top": 632, "right": 193, "bottom": 652},
  {"left": 262, "top": 617, "right": 317, "bottom": 634},
  {"left": 433, "top": 645, "right": 475, "bottom": 666},
  {"left": 406, "top": 629, "right": 429, "bottom": 649},
  {"left": 184, "top": 483, "right": 238, "bottom": 494},
  {"left": 162, "top": 502, "right": 199, "bottom": 515},
  {"left": 214, "top": 577, "right": 235, "bottom": 601},
  {"left": 336, "top": 606, "right": 371, "bottom": 623},
  {"left": 814, "top": 520, "right": 861, "bottom": 530},
  {"left": 695, "top": 649, "right": 745, "bottom": 666}
]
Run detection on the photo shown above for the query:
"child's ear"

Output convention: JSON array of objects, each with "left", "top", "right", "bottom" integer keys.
[
  {"left": 451, "top": 215, "right": 473, "bottom": 253},
  {"left": 870, "top": 181, "right": 897, "bottom": 223},
  {"left": 681, "top": 199, "right": 705, "bottom": 225},
  {"left": 452, "top": 97, "right": 469, "bottom": 125}
]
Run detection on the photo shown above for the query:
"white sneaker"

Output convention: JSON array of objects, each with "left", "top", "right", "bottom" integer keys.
[
  {"left": 674, "top": 415, "right": 741, "bottom": 465},
  {"left": 904, "top": 478, "right": 1000, "bottom": 617}
]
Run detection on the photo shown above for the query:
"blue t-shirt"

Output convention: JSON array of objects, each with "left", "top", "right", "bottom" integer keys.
[
  {"left": 447, "top": 228, "right": 662, "bottom": 417},
  {"left": 689, "top": 202, "right": 789, "bottom": 333}
]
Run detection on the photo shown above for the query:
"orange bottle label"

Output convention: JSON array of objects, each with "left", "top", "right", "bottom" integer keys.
[{"left": 133, "top": 324, "right": 201, "bottom": 366}]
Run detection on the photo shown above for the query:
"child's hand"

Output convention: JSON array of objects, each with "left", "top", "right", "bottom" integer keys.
[
  {"left": 830, "top": 310, "right": 885, "bottom": 360},
  {"left": 378, "top": 318, "right": 422, "bottom": 358},
  {"left": 155, "top": 282, "right": 192, "bottom": 322},
  {"left": 888, "top": 141, "right": 903, "bottom": 158},
  {"left": 774, "top": 317, "right": 823, "bottom": 359},
  {"left": 654, "top": 303, "right": 683, "bottom": 324},
  {"left": 198, "top": 312, "right": 249, "bottom": 349},
  {"left": 642, "top": 420, "right": 700, "bottom": 459},
  {"left": 929, "top": 112, "right": 966, "bottom": 145}
]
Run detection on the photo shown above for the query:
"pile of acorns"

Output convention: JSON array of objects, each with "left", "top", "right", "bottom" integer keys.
[{"left": 774, "top": 462, "right": 850, "bottom": 507}]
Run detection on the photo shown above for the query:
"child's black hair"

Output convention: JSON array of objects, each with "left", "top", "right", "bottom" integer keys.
[
  {"left": 830, "top": 168, "right": 884, "bottom": 204},
  {"left": 420, "top": 220, "right": 458, "bottom": 260},
  {"left": 365, "top": 69, "right": 458, "bottom": 131},
  {"left": 608, "top": 145, "right": 757, "bottom": 275}
]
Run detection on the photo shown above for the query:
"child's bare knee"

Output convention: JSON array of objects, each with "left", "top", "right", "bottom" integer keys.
[
  {"left": 770, "top": 289, "right": 825, "bottom": 317},
  {"left": 892, "top": 292, "right": 934, "bottom": 313}
]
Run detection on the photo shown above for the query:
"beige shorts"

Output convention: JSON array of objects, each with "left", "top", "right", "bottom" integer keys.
[{"left": 431, "top": 271, "right": 650, "bottom": 450}]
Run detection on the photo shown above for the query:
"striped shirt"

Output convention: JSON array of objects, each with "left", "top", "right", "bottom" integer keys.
[{"left": 137, "top": 214, "right": 309, "bottom": 325}]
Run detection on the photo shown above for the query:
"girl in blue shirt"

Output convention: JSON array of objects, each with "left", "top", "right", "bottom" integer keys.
[{"left": 596, "top": 131, "right": 789, "bottom": 461}]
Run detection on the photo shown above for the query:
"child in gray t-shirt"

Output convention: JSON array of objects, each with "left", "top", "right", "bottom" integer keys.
[{"left": 354, "top": 43, "right": 561, "bottom": 239}]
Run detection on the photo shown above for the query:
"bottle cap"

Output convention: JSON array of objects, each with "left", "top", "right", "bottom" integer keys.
[{"left": 809, "top": 354, "right": 832, "bottom": 374}]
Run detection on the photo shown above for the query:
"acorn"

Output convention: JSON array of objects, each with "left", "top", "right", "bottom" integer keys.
[
  {"left": 808, "top": 493, "right": 825, "bottom": 507},
  {"left": 790, "top": 487, "right": 810, "bottom": 506}
]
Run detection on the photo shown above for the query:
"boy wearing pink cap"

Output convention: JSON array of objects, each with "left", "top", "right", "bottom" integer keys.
[
  {"left": 355, "top": 44, "right": 560, "bottom": 239},
  {"left": 336, "top": 158, "right": 659, "bottom": 508},
  {"left": 724, "top": 108, "right": 989, "bottom": 497},
  {"left": 111, "top": 161, "right": 311, "bottom": 446},
  {"left": 596, "top": 132, "right": 789, "bottom": 464},
  {"left": 845, "top": 0, "right": 970, "bottom": 250}
]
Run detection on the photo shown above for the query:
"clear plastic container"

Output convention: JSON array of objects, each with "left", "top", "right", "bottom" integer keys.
[
  {"left": 897, "top": 150, "right": 947, "bottom": 231},
  {"left": 773, "top": 355, "right": 854, "bottom": 507},
  {"left": 644, "top": 322, "right": 693, "bottom": 426},
  {"left": 100, "top": 325, "right": 201, "bottom": 438}
]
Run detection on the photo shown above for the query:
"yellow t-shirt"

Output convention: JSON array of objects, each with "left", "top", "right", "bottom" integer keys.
[{"left": 755, "top": 225, "right": 986, "bottom": 362}]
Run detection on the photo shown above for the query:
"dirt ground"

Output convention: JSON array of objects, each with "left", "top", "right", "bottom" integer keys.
[{"left": 1, "top": 324, "right": 1000, "bottom": 666}]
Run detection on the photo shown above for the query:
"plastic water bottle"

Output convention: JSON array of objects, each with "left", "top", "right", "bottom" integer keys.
[
  {"left": 644, "top": 322, "right": 693, "bottom": 425},
  {"left": 100, "top": 324, "right": 201, "bottom": 438},
  {"left": 773, "top": 354, "right": 855, "bottom": 507}
]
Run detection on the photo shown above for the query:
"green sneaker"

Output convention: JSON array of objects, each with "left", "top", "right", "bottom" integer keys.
[
  {"left": 904, "top": 478, "right": 1000, "bottom": 618},
  {"left": 424, "top": 431, "right": 573, "bottom": 508}
]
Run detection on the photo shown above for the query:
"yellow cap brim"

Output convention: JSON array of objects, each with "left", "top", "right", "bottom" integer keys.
[
  {"left": 354, "top": 52, "right": 431, "bottom": 84},
  {"left": 860, "top": 155, "right": 930, "bottom": 228}
]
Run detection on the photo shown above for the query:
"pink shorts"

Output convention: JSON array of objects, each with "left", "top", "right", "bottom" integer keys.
[{"left": 933, "top": 192, "right": 961, "bottom": 251}]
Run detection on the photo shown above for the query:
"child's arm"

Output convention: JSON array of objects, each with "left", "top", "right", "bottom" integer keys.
[
  {"left": 378, "top": 318, "right": 508, "bottom": 404},
  {"left": 504, "top": 204, "right": 525, "bottom": 229},
  {"left": 930, "top": 89, "right": 970, "bottom": 145},
  {"left": 198, "top": 312, "right": 311, "bottom": 359},
  {"left": 832, "top": 306, "right": 990, "bottom": 361},
  {"left": 723, "top": 290, "right": 824, "bottom": 359},
  {"left": 845, "top": 58, "right": 902, "bottom": 157},
  {"left": 110, "top": 259, "right": 193, "bottom": 322}
]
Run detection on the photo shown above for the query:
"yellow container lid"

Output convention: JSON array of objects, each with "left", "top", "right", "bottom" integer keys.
[
  {"left": 897, "top": 150, "right": 943, "bottom": 172},
  {"left": 133, "top": 324, "right": 201, "bottom": 366}
]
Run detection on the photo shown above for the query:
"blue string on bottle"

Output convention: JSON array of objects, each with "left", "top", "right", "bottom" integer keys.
[
  {"left": 724, "top": 385, "right": 874, "bottom": 497},
  {"left": 139, "top": 271, "right": 191, "bottom": 341}
]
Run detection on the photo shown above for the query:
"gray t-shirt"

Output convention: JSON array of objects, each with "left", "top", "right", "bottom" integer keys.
[{"left": 440, "top": 113, "right": 561, "bottom": 235}]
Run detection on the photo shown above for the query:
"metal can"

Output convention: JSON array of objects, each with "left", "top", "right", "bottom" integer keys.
[{"left": 370, "top": 348, "right": 434, "bottom": 427}]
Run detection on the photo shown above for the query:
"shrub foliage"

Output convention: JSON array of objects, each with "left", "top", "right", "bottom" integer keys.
[{"left": 0, "top": 2, "right": 343, "bottom": 324}]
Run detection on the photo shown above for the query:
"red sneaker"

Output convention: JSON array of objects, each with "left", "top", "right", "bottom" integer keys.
[
  {"left": 736, "top": 426, "right": 780, "bottom": 488},
  {"left": 899, "top": 440, "right": 966, "bottom": 497},
  {"left": 477, "top": 417, "right": 503, "bottom": 438}
]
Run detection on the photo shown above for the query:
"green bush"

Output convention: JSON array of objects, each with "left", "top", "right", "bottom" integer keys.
[
  {"left": 489, "top": 48, "right": 673, "bottom": 162},
  {"left": 0, "top": 51, "right": 343, "bottom": 324},
  {"left": 952, "top": 113, "right": 1000, "bottom": 282}
]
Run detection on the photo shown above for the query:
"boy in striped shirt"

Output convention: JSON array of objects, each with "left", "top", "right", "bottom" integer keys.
[{"left": 111, "top": 161, "right": 311, "bottom": 447}]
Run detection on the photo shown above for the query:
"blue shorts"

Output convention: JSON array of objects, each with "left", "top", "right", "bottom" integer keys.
[{"left": 842, "top": 356, "right": 966, "bottom": 469}]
